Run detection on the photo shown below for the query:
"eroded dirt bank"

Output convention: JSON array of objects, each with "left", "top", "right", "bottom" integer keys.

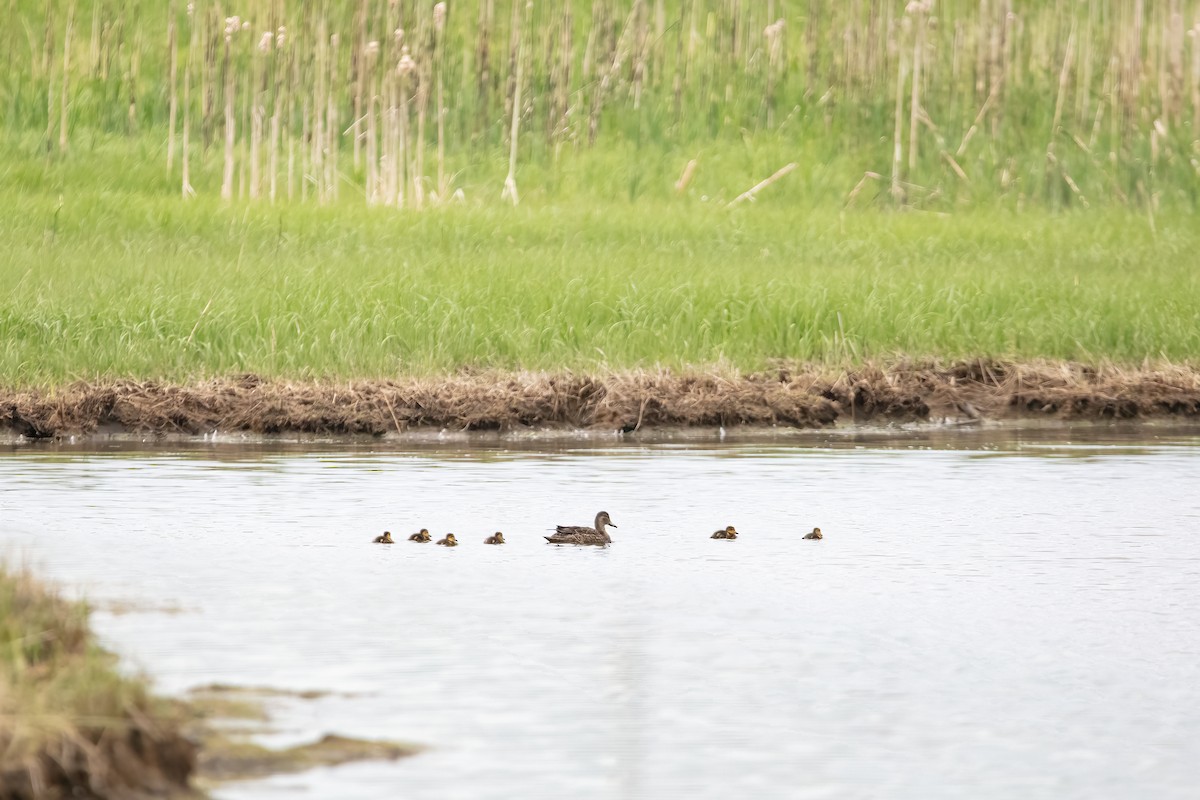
[
  {"left": 0, "top": 566, "right": 197, "bottom": 800},
  {"left": 0, "top": 719, "right": 196, "bottom": 800},
  {"left": 4, "top": 360, "right": 1200, "bottom": 439},
  {"left": 0, "top": 566, "right": 417, "bottom": 800}
]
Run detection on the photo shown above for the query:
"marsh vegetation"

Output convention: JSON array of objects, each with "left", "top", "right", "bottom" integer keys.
[
  {"left": 1, "top": 1, "right": 1198, "bottom": 407},
  {"left": 7, "top": 0, "right": 1200, "bottom": 210},
  {"left": 0, "top": 565, "right": 196, "bottom": 799}
]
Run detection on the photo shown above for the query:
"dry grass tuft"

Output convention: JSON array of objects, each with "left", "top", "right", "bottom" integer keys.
[{"left": 0, "top": 566, "right": 196, "bottom": 800}]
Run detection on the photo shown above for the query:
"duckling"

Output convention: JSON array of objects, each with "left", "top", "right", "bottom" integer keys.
[
  {"left": 711, "top": 525, "right": 738, "bottom": 539},
  {"left": 483, "top": 532, "right": 506, "bottom": 545},
  {"left": 803, "top": 527, "right": 823, "bottom": 540},
  {"left": 408, "top": 529, "right": 432, "bottom": 542},
  {"left": 436, "top": 533, "right": 458, "bottom": 547},
  {"left": 372, "top": 531, "right": 395, "bottom": 544}
]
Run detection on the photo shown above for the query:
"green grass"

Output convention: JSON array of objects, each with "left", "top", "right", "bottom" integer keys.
[
  {"left": 4, "top": 1, "right": 1198, "bottom": 211},
  {"left": 2, "top": 2, "right": 1199, "bottom": 385},
  {"left": 3, "top": 146, "right": 1198, "bottom": 386}
]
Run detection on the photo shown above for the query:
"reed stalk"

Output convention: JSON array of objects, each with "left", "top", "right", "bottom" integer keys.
[
  {"left": 501, "top": 0, "right": 522, "bottom": 206},
  {"left": 249, "top": 30, "right": 264, "bottom": 200},
  {"left": 891, "top": 16, "right": 908, "bottom": 203},
  {"left": 41, "top": 0, "right": 53, "bottom": 79},
  {"left": 220, "top": 19, "right": 235, "bottom": 201},
  {"left": 1192, "top": 22, "right": 1200, "bottom": 135},
  {"left": 364, "top": 41, "right": 378, "bottom": 204},
  {"left": 182, "top": 35, "right": 194, "bottom": 198},
  {"left": 327, "top": 32, "right": 339, "bottom": 203},
  {"left": 413, "top": 36, "right": 428, "bottom": 210},
  {"left": 43, "top": 1, "right": 54, "bottom": 150},
  {"left": 58, "top": 0, "right": 74, "bottom": 154},
  {"left": 352, "top": 0, "right": 366, "bottom": 170},
  {"left": 8, "top": 0, "right": 1199, "bottom": 212},
  {"left": 907, "top": 2, "right": 927, "bottom": 173},
  {"left": 269, "top": 27, "right": 284, "bottom": 203},
  {"left": 128, "top": 0, "right": 142, "bottom": 133},
  {"left": 167, "top": 0, "right": 178, "bottom": 169},
  {"left": 434, "top": 2, "right": 447, "bottom": 200}
]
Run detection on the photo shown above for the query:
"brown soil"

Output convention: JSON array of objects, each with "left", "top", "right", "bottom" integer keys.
[
  {"left": 180, "top": 685, "right": 419, "bottom": 787},
  {"left": 3, "top": 360, "right": 1200, "bottom": 439},
  {"left": 0, "top": 681, "right": 416, "bottom": 800},
  {"left": 195, "top": 734, "right": 418, "bottom": 783}
]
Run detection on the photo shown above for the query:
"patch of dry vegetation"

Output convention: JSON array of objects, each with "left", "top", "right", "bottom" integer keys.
[
  {"left": 0, "top": 566, "right": 196, "bottom": 800},
  {"left": 4, "top": 360, "right": 1199, "bottom": 440},
  {"left": 0, "top": 569, "right": 421, "bottom": 798},
  {"left": 10, "top": 1, "right": 1200, "bottom": 210},
  {"left": 178, "top": 685, "right": 418, "bottom": 787},
  {"left": 196, "top": 733, "right": 417, "bottom": 783}
]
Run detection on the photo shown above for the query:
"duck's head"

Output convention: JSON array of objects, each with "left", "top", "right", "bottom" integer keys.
[
  {"left": 596, "top": 511, "right": 617, "bottom": 528},
  {"left": 420, "top": 528, "right": 430, "bottom": 536},
  {"left": 492, "top": 532, "right": 505, "bottom": 543},
  {"left": 725, "top": 525, "right": 738, "bottom": 535},
  {"left": 445, "top": 533, "right": 457, "bottom": 544},
  {"left": 382, "top": 531, "right": 394, "bottom": 542},
  {"left": 811, "top": 527, "right": 822, "bottom": 537}
]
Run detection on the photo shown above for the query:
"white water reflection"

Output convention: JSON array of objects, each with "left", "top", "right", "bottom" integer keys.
[{"left": 2, "top": 428, "right": 1200, "bottom": 799}]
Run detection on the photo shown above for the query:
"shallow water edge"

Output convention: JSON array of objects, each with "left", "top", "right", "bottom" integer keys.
[{"left": 4, "top": 417, "right": 1200, "bottom": 451}]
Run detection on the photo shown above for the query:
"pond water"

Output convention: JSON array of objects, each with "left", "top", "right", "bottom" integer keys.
[{"left": 3, "top": 427, "right": 1200, "bottom": 799}]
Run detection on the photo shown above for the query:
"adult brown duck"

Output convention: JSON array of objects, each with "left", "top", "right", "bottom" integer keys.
[
  {"left": 483, "top": 532, "right": 506, "bottom": 545},
  {"left": 711, "top": 525, "right": 738, "bottom": 539},
  {"left": 803, "top": 527, "right": 823, "bottom": 540},
  {"left": 372, "top": 531, "right": 395, "bottom": 544},
  {"left": 436, "top": 533, "right": 459, "bottom": 547},
  {"left": 545, "top": 511, "right": 617, "bottom": 546},
  {"left": 408, "top": 529, "right": 432, "bottom": 542}
]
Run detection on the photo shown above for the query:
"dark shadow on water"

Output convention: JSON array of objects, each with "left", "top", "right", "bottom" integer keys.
[{"left": 3, "top": 421, "right": 1200, "bottom": 464}]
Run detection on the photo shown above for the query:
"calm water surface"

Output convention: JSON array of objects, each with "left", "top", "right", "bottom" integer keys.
[{"left": 2, "top": 427, "right": 1200, "bottom": 799}]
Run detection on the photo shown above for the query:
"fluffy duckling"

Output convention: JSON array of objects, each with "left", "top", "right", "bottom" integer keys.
[
  {"left": 436, "top": 533, "right": 459, "bottom": 547},
  {"left": 372, "top": 531, "right": 395, "bottom": 544},
  {"left": 408, "top": 529, "right": 432, "bottom": 542},
  {"left": 803, "top": 527, "right": 823, "bottom": 540},
  {"left": 483, "top": 532, "right": 506, "bottom": 545},
  {"left": 711, "top": 525, "right": 738, "bottom": 540}
]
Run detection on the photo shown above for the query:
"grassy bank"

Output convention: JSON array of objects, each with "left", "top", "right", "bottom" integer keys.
[
  {"left": 0, "top": 565, "right": 195, "bottom": 799},
  {"left": 0, "top": 565, "right": 421, "bottom": 796},
  {"left": 2, "top": 189, "right": 1199, "bottom": 385},
  {"left": 2, "top": 1, "right": 1199, "bottom": 390}
]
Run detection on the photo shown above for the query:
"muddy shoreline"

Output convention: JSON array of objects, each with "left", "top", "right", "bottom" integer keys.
[{"left": 4, "top": 360, "right": 1200, "bottom": 441}]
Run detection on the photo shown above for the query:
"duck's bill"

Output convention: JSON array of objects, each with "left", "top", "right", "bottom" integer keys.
[{"left": 609, "top": 522, "right": 618, "bottom": 527}]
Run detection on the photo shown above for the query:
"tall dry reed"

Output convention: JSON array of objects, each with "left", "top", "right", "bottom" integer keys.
[{"left": 7, "top": 0, "right": 1200, "bottom": 209}]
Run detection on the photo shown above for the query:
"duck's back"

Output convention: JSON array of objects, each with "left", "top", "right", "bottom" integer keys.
[{"left": 546, "top": 527, "right": 608, "bottom": 545}]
